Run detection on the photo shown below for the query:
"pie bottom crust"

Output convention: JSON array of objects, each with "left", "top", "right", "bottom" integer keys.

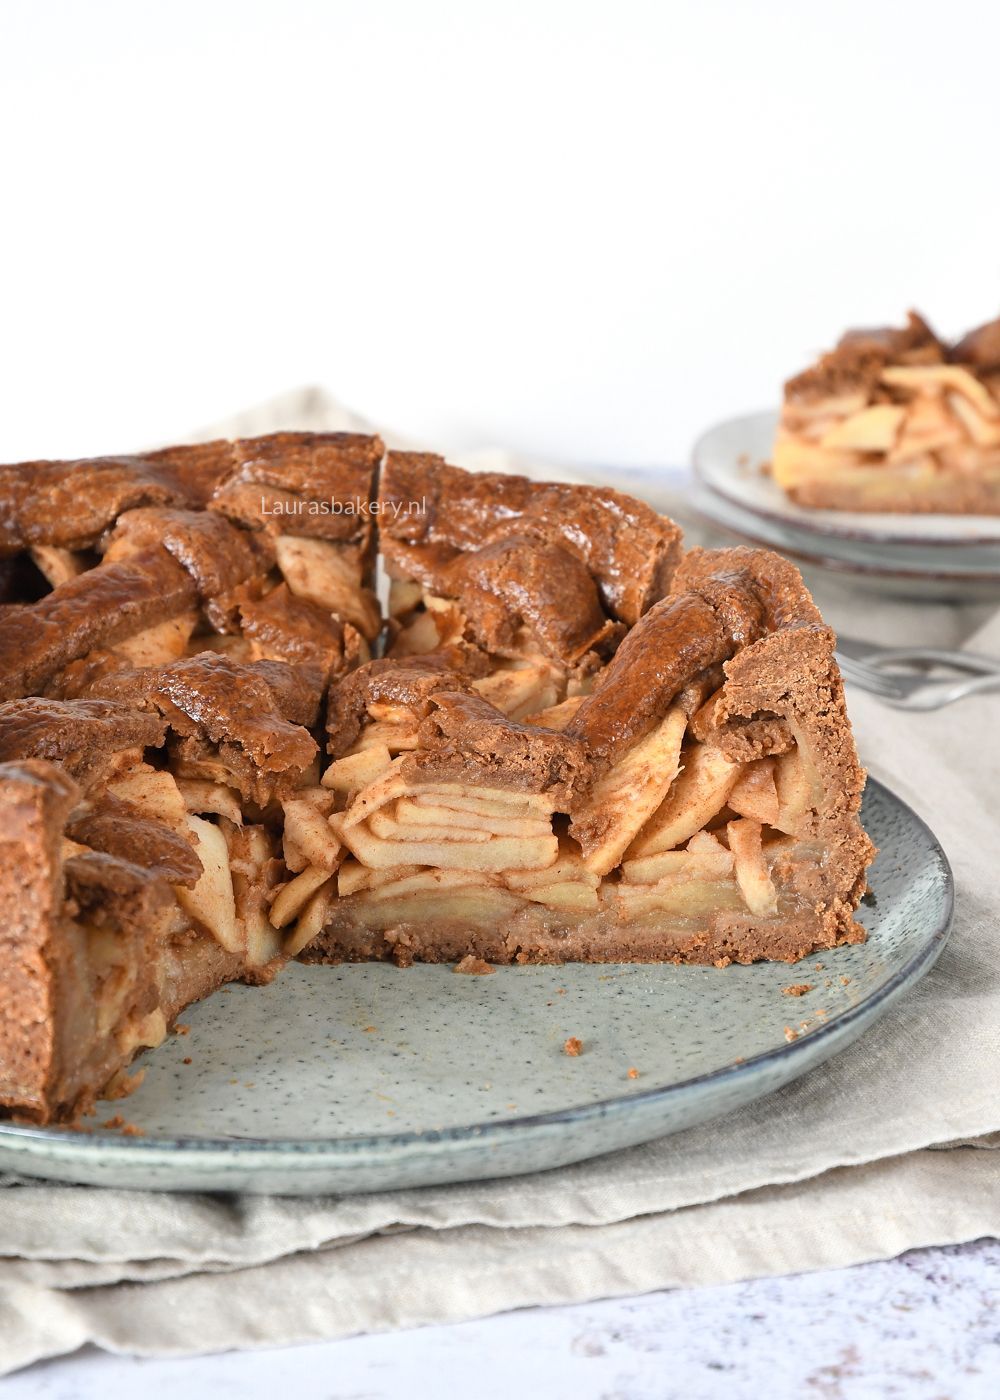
[{"left": 304, "top": 893, "right": 866, "bottom": 969}]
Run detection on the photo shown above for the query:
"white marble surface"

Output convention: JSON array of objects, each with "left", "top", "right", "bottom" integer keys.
[{"left": 7, "top": 1240, "right": 998, "bottom": 1399}]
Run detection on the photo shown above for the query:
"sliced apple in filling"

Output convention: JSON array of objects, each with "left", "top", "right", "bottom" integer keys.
[
  {"left": 102, "top": 767, "right": 289, "bottom": 961},
  {"left": 29, "top": 545, "right": 88, "bottom": 588},
  {"left": 390, "top": 610, "right": 442, "bottom": 656},
  {"left": 350, "top": 719, "right": 422, "bottom": 753},
  {"left": 524, "top": 695, "right": 585, "bottom": 731},
  {"left": 946, "top": 392, "right": 1000, "bottom": 448},
  {"left": 229, "top": 824, "right": 283, "bottom": 966},
  {"left": 727, "top": 818, "right": 778, "bottom": 916},
  {"left": 519, "top": 881, "right": 599, "bottom": 912},
  {"left": 393, "top": 796, "right": 551, "bottom": 838},
  {"left": 819, "top": 404, "right": 904, "bottom": 452},
  {"left": 368, "top": 886, "right": 525, "bottom": 928},
  {"left": 368, "top": 808, "right": 493, "bottom": 843},
  {"left": 113, "top": 612, "right": 198, "bottom": 667},
  {"left": 627, "top": 741, "right": 742, "bottom": 858},
  {"left": 175, "top": 779, "right": 244, "bottom": 825},
  {"left": 504, "top": 847, "right": 599, "bottom": 892},
  {"left": 336, "top": 771, "right": 560, "bottom": 873},
  {"left": 270, "top": 864, "right": 334, "bottom": 929},
  {"left": 728, "top": 758, "right": 779, "bottom": 827},
  {"left": 504, "top": 844, "right": 600, "bottom": 911},
  {"left": 365, "top": 868, "right": 497, "bottom": 901},
  {"left": 284, "top": 879, "right": 338, "bottom": 957},
  {"left": 333, "top": 817, "right": 558, "bottom": 873},
  {"left": 621, "top": 830, "right": 735, "bottom": 886},
  {"left": 366, "top": 702, "right": 416, "bottom": 724},
  {"left": 388, "top": 578, "right": 423, "bottom": 617},
  {"left": 881, "top": 364, "right": 1000, "bottom": 421},
  {"left": 107, "top": 766, "right": 190, "bottom": 837},
  {"left": 473, "top": 665, "right": 561, "bottom": 721},
  {"left": 887, "top": 395, "right": 964, "bottom": 461},
  {"left": 336, "top": 861, "right": 415, "bottom": 897},
  {"left": 571, "top": 706, "right": 687, "bottom": 876},
  {"left": 322, "top": 745, "right": 394, "bottom": 794},
  {"left": 772, "top": 437, "right": 865, "bottom": 487},
  {"left": 337, "top": 758, "right": 410, "bottom": 829},
  {"left": 772, "top": 744, "right": 820, "bottom": 835},
  {"left": 176, "top": 815, "right": 241, "bottom": 954},
  {"left": 282, "top": 797, "right": 341, "bottom": 873},
  {"left": 407, "top": 786, "right": 554, "bottom": 819},
  {"left": 274, "top": 535, "right": 381, "bottom": 640},
  {"left": 616, "top": 879, "right": 744, "bottom": 918}
]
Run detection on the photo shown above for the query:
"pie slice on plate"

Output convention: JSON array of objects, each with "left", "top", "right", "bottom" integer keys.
[{"left": 774, "top": 310, "right": 1000, "bottom": 513}]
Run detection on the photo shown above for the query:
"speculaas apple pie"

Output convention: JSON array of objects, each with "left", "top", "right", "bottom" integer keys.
[{"left": 0, "top": 434, "right": 874, "bottom": 1122}]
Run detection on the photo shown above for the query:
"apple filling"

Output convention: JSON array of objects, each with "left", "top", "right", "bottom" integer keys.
[
  {"left": 273, "top": 535, "right": 381, "bottom": 645},
  {"left": 302, "top": 693, "right": 829, "bottom": 954},
  {"left": 103, "top": 764, "right": 295, "bottom": 970}
]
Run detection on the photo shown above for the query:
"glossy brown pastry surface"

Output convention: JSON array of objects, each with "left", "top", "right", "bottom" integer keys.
[{"left": 0, "top": 433, "right": 874, "bottom": 1124}]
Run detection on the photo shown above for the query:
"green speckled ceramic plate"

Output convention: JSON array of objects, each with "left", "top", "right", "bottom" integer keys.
[{"left": 0, "top": 778, "right": 952, "bottom": 1194}]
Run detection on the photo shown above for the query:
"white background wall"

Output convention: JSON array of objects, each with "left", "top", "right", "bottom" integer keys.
[{"left": 1, "top": 0, "right": 997, "bottom": 469}]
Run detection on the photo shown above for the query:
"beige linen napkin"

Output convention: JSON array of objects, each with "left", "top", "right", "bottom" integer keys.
[{"left": 0, "top": 390, "right": 997, "bottom": 1376}]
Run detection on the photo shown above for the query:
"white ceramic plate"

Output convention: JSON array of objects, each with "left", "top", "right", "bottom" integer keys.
[
  {"left": 693, "top": 411, "right": 1000, "bottom": 547},
  {"left": 688, "top": 486, "right": 1000, "bottom": 600},
  {"left": 0, "top": 781, "right": 952, "bottom": 1195}
]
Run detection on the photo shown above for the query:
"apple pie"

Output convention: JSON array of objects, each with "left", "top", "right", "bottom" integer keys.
[
  {"left": 0, "top": 435, "right": 874, "bottom": 1123},
  {"left": 774, "top": 311, "right": 1000, "bottom": 512}
]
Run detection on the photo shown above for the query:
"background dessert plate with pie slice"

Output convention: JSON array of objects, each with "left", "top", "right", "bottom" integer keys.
[
  {"left": 0, "top": 778, "right": 951, "bottom": 1195},
  {"left": 686, "top": 482, "right": 1000, "bottom": 601},
  {"left": 694, "top": 411, "right": 1000, "bottom": 547}
]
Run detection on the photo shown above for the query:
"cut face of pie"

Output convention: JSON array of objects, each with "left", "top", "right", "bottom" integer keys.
[
  {"left": 774, "top": 311, "right": 1000, "bottom": 512},
  {"left": 313, "top": 471, "right": 872, "bottom": 969},
  {"left": 0, "top": 436, "right": 874, "bottom": 1123}
]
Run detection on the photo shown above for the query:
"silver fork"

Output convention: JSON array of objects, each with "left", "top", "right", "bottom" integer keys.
[{"left": 834, "top": 635, "right": 1000, "bottom": 710}]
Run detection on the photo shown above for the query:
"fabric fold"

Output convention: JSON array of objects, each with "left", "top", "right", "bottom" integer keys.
[{"left": 1, "top": 1149, "right": 997, "bottom": 1376}]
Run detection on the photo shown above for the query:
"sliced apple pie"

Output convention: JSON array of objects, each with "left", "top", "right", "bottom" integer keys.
[
  {"left": 0, "top": 435, "right": 874, "bottom": 1123},
  {"left": 0, "top": 431, "right": 381, "bottom": 1121},
  {"left": 774, "top": 311, "right": 1000, "bottom": 512}
]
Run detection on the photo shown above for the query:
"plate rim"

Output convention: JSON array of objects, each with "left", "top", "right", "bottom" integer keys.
[
  {"left": 0, "top": 778, "right": 954, "bottom": 1168},
  {"left": 688, "top": 492, "right": 1000, "bottom": 584},
  {"left": 693, "top": 409, "right": 1000, "bottom": 549}
]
